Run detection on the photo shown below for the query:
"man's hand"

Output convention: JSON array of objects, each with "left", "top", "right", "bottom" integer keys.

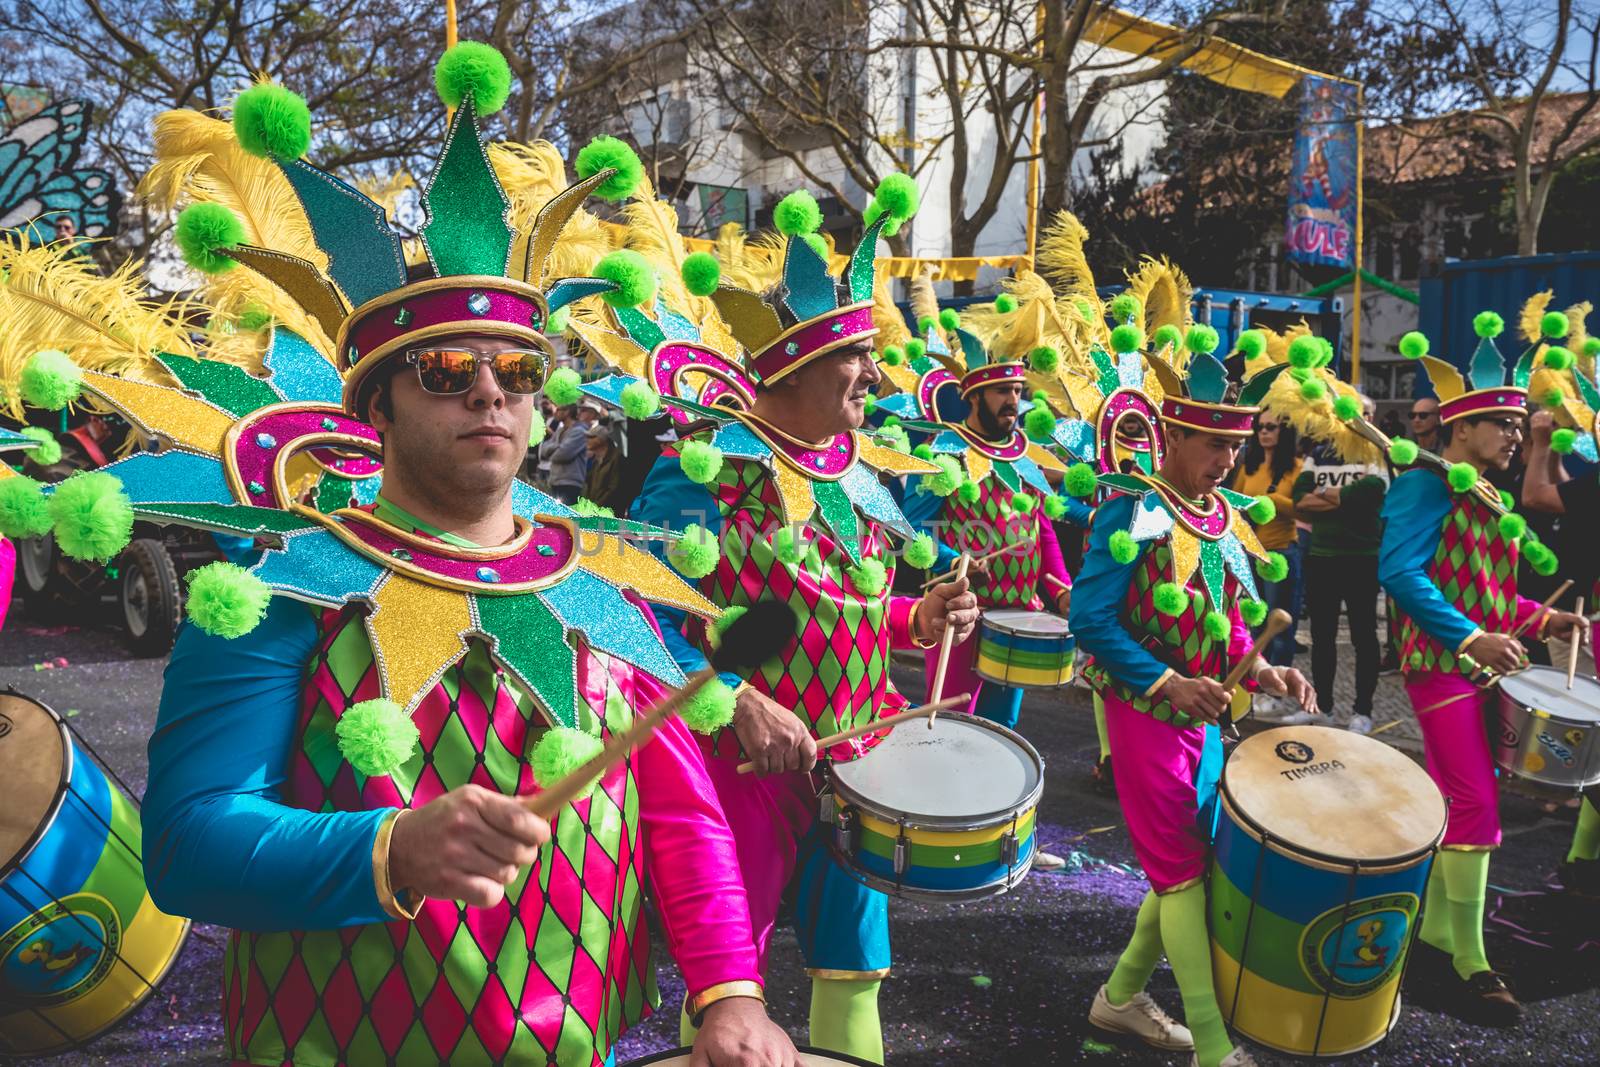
[
  {"left": 917, "top": 576, "right": 980, "bottom": 645},
  {"left": 1546, "top": 609, "right": 1590, "bottom": 644},
  {"left": 691, "top": 997, "right": 799, "bottom": 1067},
  {"left": 1053, "top": 589, "right": 1071, "bottom": 617},
  {"left": 1466, "top": 632, "right": 1528, "bottom": 675},
  {"left": 1531, "top": 409, "right": 1555, "bottom": 448},
  {"left": 389, "top": 784, "right": 550, "bottom": 909},
  {"left": 1158, "top": 676, "right": 1230, "bottom": 723},
  {"left": 732, "top": 689, "right": 816, "bottom": 776},
  {"left": 1255, "top": 665, "right": 1318, "bottom": 713},
  {"left": 1318, "top": 485, "right": 1342, "bottom": 506}
]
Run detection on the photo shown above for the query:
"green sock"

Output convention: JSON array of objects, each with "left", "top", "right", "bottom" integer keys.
[
  {"left": 809, "top": 976, "right": 884, "bottom": 1064},
  {"left": 1158, "top": 884, "right": 1234, "bottom": 1067},
  {"left": 679, "top": 1004, "right": 698, "bottom": 1048},
  {"left": 1093, "top": 691, "right": 1111, "bottom": 762},
  {"left": 1419, "top": 861, "right": 1454, "bottom": 953},
  {"left": 1106, "top": 890, "right": 1163, "bottom": 1005},
  {"left": 1439, "top": 849, "right": 1492, "bottom": 980},
  {"left": 1568, "top": 796, "right": 1600, "bottom": 863}
]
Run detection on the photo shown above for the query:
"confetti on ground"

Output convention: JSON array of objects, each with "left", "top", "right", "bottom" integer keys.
[
  {"left": 970, "top": 975, "right": 992, "bottom": 988},
  {"left": 64, "top": 708, "right": 80, "bottom": 717},
  {"left": 1081, "top": 1038, "right": 1115, "bottom": 1054}
]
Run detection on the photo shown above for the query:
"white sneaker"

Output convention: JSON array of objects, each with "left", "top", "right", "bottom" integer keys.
[
  {"left": 1250, "top": 694, "right": 1286, "bottom": 720},
  {"left": 1276, "top": 708, "right": 1319, "bottom": 725},
  {"left": 1089, "top": 984, "right": 1194, "bottom": 1051},
  {"left": 1347, "top": 714, "right": 1373, "bottom": 735},
  {"left": 1032, "top": 850, "right": 1067, "bottom": 871},
  {"left": 1191, "top": 1048, "right": 1258, "bottom": 1067}
]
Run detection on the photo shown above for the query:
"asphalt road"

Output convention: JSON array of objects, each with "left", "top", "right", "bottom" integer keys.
[{"left": 2, "top": 605, "right": 1596, "bottom": 1066}]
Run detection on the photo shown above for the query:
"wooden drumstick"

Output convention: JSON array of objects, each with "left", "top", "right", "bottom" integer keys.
[
  {"left": 1221, "top": 609, "right": 1292, "bottom": 697},
  {"left": 1568, "top": 597, "right": 1584, "bottom": 690},
  {"left": 523, "top": 601, "right": 795, "bottom": 819},
  {"left": 1507, "top": 579, "right": 1572, "bottom": 640},
  {"left": 920, "top": 541, "right": 1031, "bottom": 589},
  {"left": 1409, "top": 581, "right": 1578, "bottom": 715},
  {"left": 929, "top": 553, "right": 972, "bottom": 712},
  {"left": 733, "top": 694, "right": 971, "bottom": 774}
]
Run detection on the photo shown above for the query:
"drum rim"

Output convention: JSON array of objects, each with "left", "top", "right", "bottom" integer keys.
[
  {"left": 829, "top": 836, "right": 1036, "bottom": 903},
  {"left": 618, "top": 1045, "right": 883, "bottom": 1067},
  {"left": 1492, "top": 701, "right": 1600, "bottom": 790},
  {"left": 1217, "top": 786, "right": 1441, "bottom": 874},
  {"left": 0, "top": 688, "right": 74, "bottom": 882},
  {"left": 978, "top": 610, "right": 1072, "bottom": 636},
  {"left": 1498, "top": 666, "right": 1600, "bottom": 724},
  {"left": 827, "top": 714, "right": 1045, "bottom": 832}
]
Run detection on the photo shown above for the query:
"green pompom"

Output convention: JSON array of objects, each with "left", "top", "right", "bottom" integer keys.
[
  {"left": 1523, "top": 540, "right": 1559, "bottom": 577},
  {"left": 911, "top": 443, "right": 933, "bottom": 460},
  {"left": 1447, "top": 462, "right": 1478, "bottom": 492},
  {"left": 879, "top": 426, "right": 910, "bottom": 453},
  {"left": 680, "top": 679, "right": 737, "bottom": 734},
  {"left": 905, "top": 338, "right": 927, "bottom": 360},
  {"left": 1247, "top": 496, "right": 1276, "bottom": 524},
  {"left": 924, "top": 455, "right": 963, "bottom": 497},
  {"left": 1011, "top": 492, "right": 1036, "bottom": 514},
  {"left": 916, "top": 314, "right": 935, "bottom": 334},
  {"left": 905, "top": 533, "right": 938, "bottom": 569},
  {"left": 1043, "top": 493, "right": 1067, "bottom": 519},
  {"left": 575, "top": 135, "right": 644, "bottom": 202},
  {"left": 19, "top": 349, "right": 83, "bottom": 410},
  {"left": 1473, "top": 311, "right": 1504, "bottom": 339},
  {"left": 678, "top": 440, "right": 724, "bottom": 485},
  {"left": 1542, "top": 310, "right": 1571, "bottom": 339},
  {"left": 1153, "top": 582, "right": 1188, "bottom": 616},
  {"left": 1388, "top": 438, "right": 1419, "bottom": 465},
  {"left": 620, "top": 379, "right": 662, "bottom": 421},
  {"left": 939, "top": 308, "right": 961, "bottom": 331},
  {"left": 1332, "top": 394, "right": 1362, "bottom": 421},
  {"left": 881, "top": 345, "right": 905, "bottom": 366},
  {"left": 956, "top": 478, "right": 980, "bottom": 505},
  {"left": 1398, "top": 331, "right": 1429, "bottom": 359},
  {"left": 1108, "top": 529, "right": 1138, "bottom": 565},
  {"left": 1543, "top": 387, "right": 1565, "bottom": 409},
  {"left": 994, "top": 293, "right": 1017, "bottom": 314},
  {"left": 1109, "top": 324, "right": 1144, "bottom": 355},
  {"left": 1288, "top": 336, "right": 1321, "bottom": 369},
  {"left": 1315, "top": 338, "right": 1335, "bottom": 367},
  {"left": 1586, "top": 338, "right": 1600, "bottom": 358},
  {"left": 336, "top": 699, "right": 420, "bottom": 777},
  {"left": 772, "top": 525, "right": 804, "bottom": 564},
  {"left": 1023, "top": 405, "right": 1056, "bottom": 440},
  {"left": 1499, "top": 489, "right": 1514, "bottom": 510},
  {"left": 882, "top": 415, "right": 901, "bottom": 429},
  {"left": 710, "top": 605, "right": 748, "bottom": 647},
  {"left": 1064, "top": 462, "right": 1098, "bottom": 498},
  {"left": 544, "top": 366, "right": 582, "bottom": 406},
  {"left": 774, "top": 190, "right": 822, "bottom": 236},
  {"left": 594, "top": 249, "right": 657, "bottom": 308},
  {"left": 1203, "top": 610, "right": 1231, "bottom": 641},
  {"left": 175, "top": 202, "right": 244, "bottom": 274},
  {"left": 1543, "top": 345, "right": 1574, "bottom": 371},
  {"left": 530, "top": 726, "right": 604, "bottom": 794},
  {"left": 527, "top": 418, "right": 545, "bottom": 447},
  {"left": 1185, "top": 324, "right": 1220, "bottom": 355},
  {"left": 573, "top": 497, "right": 615, "bottom": 519},
  {"left": 863, "top": 394, "right": 877, "bottom": 416},
  {"left": 1108, "top": 293, "right": 1141, "bottom": 324},
  {"left": 847, "top": 558, "right": 887, "bottom": 597},
  {"left": 1029, "top": 345, "right": 1060, "bottom": 373},
  {"left": 1235, "top": 329, "right": 1267, "bottom": 359},
  {"left": 668, "top": 523, "right": 720, "bottom": 578},
  {"left": 434, "top": 41, "right": 513, "bottom": 114},
  {"left": 873, "top": 173, "right": 920, "bottom": 220},
  {"left": 18, "top": 426, "right": 60, "bottom": 466},
  {"left": 48, "top": 471, "right": 132, "bottom": 563},
  {"left": 546, "top": 306, "right": 571, "bottom": 335},
  {"left": 1240, "top": 599, "right": 1268, "bottom": 627},
  {"left": 184, "top": 561, "right": 272, "bottom": 638},
  {"left": 1552, "top": 427, "right": 1578, "bottom": 454},
  {"left": 1152, "top": 324, "right": 1183, "bottom": 352},
  {"left": 1257, "top": 551, "right": 1289, "bottom": 583},
  {"left": 0, "top": 475, "right": 51, "bottom": 538},
  {"left": 237, "top": 305, "right": 272, "bottom": 330},
  {"left": 232, "top": 82, "right": 311, "bottom": 160},
  {"left": 681, "top": 251, "right": 721, "bottom": 296},
  {"left": 1299, "top": 378, "right": 1326, "bottom": 401},
  {"left": 1498, "top": 512, "right": 1527, "bottom": 540}
]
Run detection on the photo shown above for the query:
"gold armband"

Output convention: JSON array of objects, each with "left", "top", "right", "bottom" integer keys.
[
  {"left": 685, "top": 980, "right": 766, "bottom": 1026},
  {"left": 907, "top": 598, "right": 939, "bottom": 649},
  {"left": 374, "top": 808, "right": 424, "bottom": 921}
]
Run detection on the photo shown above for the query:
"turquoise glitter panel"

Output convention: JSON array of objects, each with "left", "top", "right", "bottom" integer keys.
[
  {"left": 813, "top": 477, "right": 862, "bottom": 564},
  {"left": 253, "top": 528, "right": 386, "bottom": 606},
  {"left": 1115, "top": 350, "right": 1144, "bottom": 390},
  {"left": 1050, "top": 418, "right": 1095, "bottom": 460},
  {"left": 513, "top": 478, "right": 576, "bottom": 519},
  {"left": 709, "top": 421, "right": 772, "bottom": 461},
  {"left": 548, "top": 278, "right": 616, "bottom": 314},
  {"left": 849, "top": 215, "right": 891, "bottom": 303},
  {"left": 136, "top": 502, "right": 317, "bottom": 537},
  {"left": 278, "top": 159, "right": 406, "bottom": 307},
  {"left": 1199, "top": 539, "right": 1227, "bottom": 613},
  {"left": 157, "top": 353, "right": 283, "bottom": 417},
  {"left": 1010, "top": 455, "right": 1052, "bottom": 495},
  {"left": 1469, "top": 336, "right": 1503, "bottom": 391},
  {"left": 0, "top": 427, "right": 34, "bottom": 450},
  {"left": 352, "top": 475, "right": 381, "bottom": 506},
  {"left": 656, "top": 305, "right": 702, "bottom": 342},
  {"left": 1217, "top": 531, "right": 1259, "bottom": 603},
  {"left": 474, "top": 592, "right": 578, "bottom": 730},
  {"left": 781, "top": 235, "right": 839, "bottom": 323},
  {"left": 874, "top": 393, "right": 920, "bottom": 418},
  {"left": 1126, "top": 492, "right": 1175, "bottom": 543},
  {"left": 102, "top": 450, "right": 232, "bottom": 505},
  {"left": 614, "top": 306, "right": 668, "bottom": 351},
  {"left": 421, "top": 100, "right": 513, "bottom": 277},
  {"left": 930, "top": 430, "right": 968, "bottom": 454},
  {"left": 954, "top": 327, "right": 988, "bottom": 371},
  {"left": 537, "top": 569, "right": 685, "bottom": 687},
  {"left": 841, "top": 461, "right": 912, "bottom": 538},
  {"left": 1576, "top": 433, "right": 1598, "bottom": 463},
  {"left": 264, "top": 328, "right": 342, "bottom": 405},
  {"left": 1186, "top": 353, "right": 1230, "bottom": 404},
  {"left": 580, "top": 374, "right": 639, "bottom": 410}
]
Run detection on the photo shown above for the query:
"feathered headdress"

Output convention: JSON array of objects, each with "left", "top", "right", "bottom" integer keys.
[{"left": 1398, "top": 294, "right": 1572, "bottom": 424}]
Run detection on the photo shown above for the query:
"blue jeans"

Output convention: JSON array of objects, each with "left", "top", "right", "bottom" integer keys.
[{"left": 1266, "top": 533, "right": 1306, "bottom": 666}]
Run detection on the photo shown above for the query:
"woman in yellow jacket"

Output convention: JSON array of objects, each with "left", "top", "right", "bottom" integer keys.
[{"left": 1226, "top": 414, "right": 1302, "bottom": 667}]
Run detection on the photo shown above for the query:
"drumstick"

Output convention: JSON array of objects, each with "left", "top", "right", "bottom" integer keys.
[
  {"left": 1508, "top": 580, "right": 1572, "bottom": 640},
  {"left": 1409, "top": 581, "right": 1578, "bottom": 715},
  {"left": 920, "top": 541, "right": 1030, "bottom": 589},
  {"left": 1567, "top": 597, "right": 1584, "bottom": 690},
  {"left": 1221, "top": 609, "right": 1292, "bottom": 697},
  {"left": 929, "top": 553, "right": 972, "bottom": 710},
  {"left": 733, "top": 693, "right": 971, "bottom": 774},
  {"left": 523, "top": 602, "right": 794, "bottom": 819},
  {"left": 1412, "top": 667, "right": 1525, "bottom": 715}
]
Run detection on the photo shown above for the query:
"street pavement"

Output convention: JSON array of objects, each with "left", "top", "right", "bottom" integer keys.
[{"left": 3, "top": 603, "right": 1596, "bottom": 1066}]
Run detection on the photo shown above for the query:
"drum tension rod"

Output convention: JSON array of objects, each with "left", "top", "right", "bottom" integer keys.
[{"left": 893, "top": 820, "right": 910, "bottom": 878}]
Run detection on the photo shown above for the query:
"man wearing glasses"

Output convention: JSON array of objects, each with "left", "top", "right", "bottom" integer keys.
[{"left": 1408, "top": 397, "right": 1441, "bottom": 451}]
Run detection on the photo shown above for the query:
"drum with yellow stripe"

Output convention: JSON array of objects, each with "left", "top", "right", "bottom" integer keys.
[
  {"left": 974, "top": 609, "right": 1075, "bottom": 689},
  {"left": 1209, "top": 725, "right": 1444, "bottom": 1057},
  {"left": 827, "top": 714, "right": 1043, "bottom": 902},
  {"left": 0, "top": 690, "right": 188, "bottom": 1056}
]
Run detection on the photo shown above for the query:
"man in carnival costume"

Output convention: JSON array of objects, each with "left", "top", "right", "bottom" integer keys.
[
  {"left": 1069, "top": 307, "right": 1316, "bottom": 1067},
  {"left": 1381, "top": 310, "right": 1587, "bottom": 1023},
  {"left": 0, "top": 426, "right": 42, "bottom": 633},
  {"left": 628, "top": 186, "right": 980, "bottom": 1064},
  {"left": 0, "top": 44, "right": 803, "bottom": 1067}
]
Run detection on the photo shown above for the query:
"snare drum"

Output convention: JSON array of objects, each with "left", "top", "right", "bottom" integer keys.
[
  {"left": 0, "top": 690, "right": 189, "bottom": 1055},
  {"left": 974, "top": 609, "right": 1075, "bottom": 689},
  {"left": 1495, "top": 666, "right": 1600, "bottom": 790},
  {"left": 826, "top": 714, "right": 1043, "bottom": 902},
  {"left": 1209, "top": 726, "right": 1445, "bottom": 1058},
  {"left": 621, "top": 1047, "right": 876, "bottom": 1066}
]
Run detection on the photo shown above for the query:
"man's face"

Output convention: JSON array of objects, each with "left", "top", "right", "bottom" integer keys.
[
  {"left": 780, "top": 342, "right": 882, "bottom": 434},
  {"left": 367, "top": 335, "right": 535, "bottom": 499},
  {"left": 1166, "top": 426, "right": 1244, "bottom": 494},
  {"left": 578, "top": 407, "right": 599, "bottom": 425},
  {"left": 53, "top": 217, "right": 75, "bottom": 240},
  {"left": 1456, "top": 414, "right": 1522, "bottom": 471},
  {"left": 585, "top": 432, "right": 608, "bottom": 458},
  {"left": 1409, "top": 399, "right": 1440, "bottom": 441},
  {"left": 973, "top": 381, "right": 1023, "bottom": 438}
]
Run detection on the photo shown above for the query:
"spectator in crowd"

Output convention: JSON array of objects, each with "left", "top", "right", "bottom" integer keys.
[
  {"left": 537, "top": 403, "right": 588, "bottom": 505},
  {"left": 533, "top": 398, "right": 559, "bottom": 489},
  {"left": 1291, "top": 416, "right": 1390, "bottom": 731},
  {"left": 582, "top": 420, "right": 625, "bottom": 512},
  {"left": 1378, "top": 407, "right": 1405, "bottom": 443},
  {"left": 1227, "top": 413, "right": 1302, "bottom": 670},
  {"left": 1409, "top": 397, "right": 1442, "bottom": 452}
]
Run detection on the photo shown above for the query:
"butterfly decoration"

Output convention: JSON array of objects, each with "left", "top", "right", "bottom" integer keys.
[{"left": 0, "top": 99, "right": 122, "bottom": 242}]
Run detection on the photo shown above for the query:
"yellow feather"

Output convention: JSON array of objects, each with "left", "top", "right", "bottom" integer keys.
[
  {"left": 1124, "top": 257, "right": 1192, "bottom": 337},
  {"left": 490, "top": 140, "right": 617, "bottom": 287},
  {"left": 873, "top": 276, "right": 912, "bottom": 353},
  {"left": 1035, "top": 211, "right": 1104, "bottom": 339},
  {"left": 1520, "top": 290, "right": 1554, "bottom": 344},
  {"left": 197, "top": 266, "right": 337, "bottom": 366},
  {"left": 1563, "top": 301, "right": 1591, "bottom": 376}
]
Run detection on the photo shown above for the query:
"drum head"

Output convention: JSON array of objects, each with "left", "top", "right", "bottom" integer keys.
[
  {"left": 830, "top": 714, "right": 1041, "bottom": 826},
  {"left": 982, "top": 609, "right": 1070, "bottom": 636},
  {"left": 1498, "top": 666, "right": 1600, "bottom": 724},
  {"left": 0, "top": 691, "right": 69, "bottom": 874},
  {"left": 620, "top": 1048, "right": 878, "bottom": 1067},
  {"left": 1223, "top": 725, "right": 1445, "bottom": 865}
]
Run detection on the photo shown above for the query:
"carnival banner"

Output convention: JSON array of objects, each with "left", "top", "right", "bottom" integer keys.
[{"left": 1284, "top": 75, "right": 1358, "bottom": 268}]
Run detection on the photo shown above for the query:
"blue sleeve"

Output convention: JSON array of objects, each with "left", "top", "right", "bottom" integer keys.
[
  {"left": 1067, "top": 494, "right": 1170, "bottom": 694},
  {"left": 629, "top": 455, "right": 741, "bottom": 687},
  {"left": 1378, "top": 470, "right": 1477, "bottom": 650},
  {"left": 899, "top": 475, "right": 959, "bottom": 571},
  {"left": 1063, "top": 495, "right": 1093, "bottom": 527},
  {"left": 142, "top": 598, "right": 394, "bottom": 931}
]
